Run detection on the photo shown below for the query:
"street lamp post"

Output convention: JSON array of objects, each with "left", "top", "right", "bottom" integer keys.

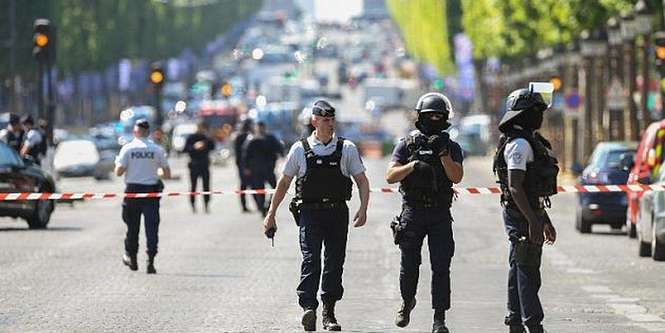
[
  {"left": 621, "top": 12, "right": 640, "bottom": 141},
  {"left": 581, "top": 30, "right": 607, "bottom": 157},
  {"left": 607, "top": 17, "right": 626, "bottom": 140},
  {"left": 634, "top": 0, "right": 654, "bottom": 128}
]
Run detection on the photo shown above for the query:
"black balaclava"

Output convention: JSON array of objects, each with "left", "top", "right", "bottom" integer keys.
[{"left": 416, "top": 112, "right": 450, "bottom": 136}]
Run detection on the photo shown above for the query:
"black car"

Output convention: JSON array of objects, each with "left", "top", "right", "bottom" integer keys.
[
  {"left": 0, "top": 142, "right": 56, "bottom": 229},
  {"left": 575, "top": 142, "right": 638, "bottom": 233}
]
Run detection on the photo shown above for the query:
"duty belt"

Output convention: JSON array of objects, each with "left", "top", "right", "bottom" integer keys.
[{"left": 300, "top": 201, "right": 346, "bottom": 209}]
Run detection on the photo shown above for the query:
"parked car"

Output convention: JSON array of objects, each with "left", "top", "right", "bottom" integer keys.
[
  {"left": 53, "top": 139, "right": 113, "bottom": 180},
  {"left": 626, "top": 120, "right": 665, "bottom": 238},
  {"left": 0, "top": 142, "right": 56, "bottom": 229},
  {"left": 575, "top": 142, "right": 637, "bottom": 233},
  {"left": 636, "top": 165, "right": 665, "bottom": 260}
]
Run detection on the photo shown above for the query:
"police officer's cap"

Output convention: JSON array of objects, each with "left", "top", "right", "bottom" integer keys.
[
  {"left": 21, "top": 115, "right": 34, "bottom": 125},
  {"left": 415, "top": 92, "right": 453, "bottom": 115},
  {"left": 312, "top": 100, "right": 335, "bottom": 117},
  {"left": 498, "top": 88, "right": 548, "bottom": 131},
  {"left": 135, "top": 119, "right": 150, "bottom": 129}
]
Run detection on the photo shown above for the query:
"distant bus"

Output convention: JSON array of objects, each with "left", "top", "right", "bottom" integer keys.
[{"left": 196, "top": 100, "right": 239, "bottom": 142}]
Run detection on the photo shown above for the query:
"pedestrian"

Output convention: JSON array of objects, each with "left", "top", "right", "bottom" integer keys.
[
  {"left": 19, "top": 115, "right": 45, "bottom": 165},
  {"left": 184, "top": 121, "right": 216, "bottom": 213},
  {"left": 0, "top": 113, "right": 24, "bottom": 153},
  {"left": 242, "top": 121, "right": 284, "bottom": 216},
  {"left": 385, "top": 93, "right": 464, "bottom": 333},
  {"left": 262, "top": 100, "right": 369, "bottom": 332},
  {"left": 233, "top": 118, "right": 253, "bottom": 213},
  {"left": 493, "top": 84, "right": 559, "bottom": 333},
  {"left": 115, "top": 119, "right": 171, "bottom": 274}
]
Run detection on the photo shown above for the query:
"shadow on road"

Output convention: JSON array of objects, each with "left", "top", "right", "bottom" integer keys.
[{"left": 0, "top": 226, "right": 83, "bottom": 232}]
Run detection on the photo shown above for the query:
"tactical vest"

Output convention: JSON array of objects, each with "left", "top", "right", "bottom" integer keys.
[
  {"left": 6, "top": 130, "right": 23, "bottom": 152},
  {"left": 493, "top": 129, "right": 559, "bottom": 209},
  {"left": 400, "top": 130, "right": 454, "bottom": 208},
  {"left": 295, "top": 137, "right": 352, "bottom": 204}
]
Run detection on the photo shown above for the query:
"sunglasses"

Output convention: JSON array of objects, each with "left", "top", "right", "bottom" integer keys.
[{"left": 313, "top": 105, "right": 335, "bottom": 117}]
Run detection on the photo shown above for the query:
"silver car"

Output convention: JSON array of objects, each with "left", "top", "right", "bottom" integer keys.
[{"left": 637, "top": 166, "right": 665, "bottom": 261}]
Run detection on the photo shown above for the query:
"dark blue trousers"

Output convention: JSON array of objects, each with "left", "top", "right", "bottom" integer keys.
[
  {"left": 503, "top": 207, "right": 545, "bottom": 327},
  {"left": 297, "top": 205, "right": 349, "bottom": 310},
  {"left": 122, "top": 184, "right": 161, "bottom": 257},
  {"left": 399, "top": 206, "right": 455, "bottom": 310}
]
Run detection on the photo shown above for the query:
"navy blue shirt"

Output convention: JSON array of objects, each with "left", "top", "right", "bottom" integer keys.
[{"left": 391, "top": 134, "right": 464, "bottom": 165}]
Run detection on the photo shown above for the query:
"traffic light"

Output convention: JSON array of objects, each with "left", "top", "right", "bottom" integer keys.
[
  {"left": 221, "top": 82, "right": 233, "bottom": 98},
  {"left": 656, "top": 32, "right": 665, "bottom": 62},
  {"left": 550, "top": 76, "right": 562, "bottom": 91},
  {"left": 149, "top": 63, "right": 165, "bottom": 88},
  {"left": 33, "top": 18, "right": 53, "bottom": 61}
]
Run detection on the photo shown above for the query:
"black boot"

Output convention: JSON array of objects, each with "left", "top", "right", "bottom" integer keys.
[
  {"left": 322, "top": 301, "right": 341, "bottom": 331},
  {"left": 432, "top": 309, "right": 449, "bottom": 333},
  {"left": 146, "top": 255, "right": 156, "bottom": 274},
  {"left": 301, "top": 308, "right": 316, "bottom": 332},
  {"left": 395, "top": 298, "right": 416, "bottom": 327},
  {"left": 122, "top": 253, "right": 138, "bottom": 271},
  {"left": 526, "top": 325, "right": 544, "bottom": 333}
]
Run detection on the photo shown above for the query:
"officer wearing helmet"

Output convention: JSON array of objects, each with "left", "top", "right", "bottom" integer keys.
[
  {"left": 263, "top": 100, "right": 369, "bottom": 332},
  {"left": 492, "top": 84, "right": 558, "bottom": 333},
  {"left": 386, "top": 92, "right": 463, "bottom": 333}
]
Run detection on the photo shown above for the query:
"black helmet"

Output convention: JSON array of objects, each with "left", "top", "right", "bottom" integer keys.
[
  {"left": 415, "top": 92, "right": 453, "bottom": 116},
  {"left": 498, "top": 88, "right": 548, "bottom": 131}
]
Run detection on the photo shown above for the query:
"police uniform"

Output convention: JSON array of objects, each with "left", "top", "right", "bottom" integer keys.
[
  {"left": 283, "top": 133, "right": 365, "bottom": 313},
  {"left": 115, "top": 126, "right": 169, "bottom": 273},
  {"left": 391, "top": 93, "right": 461, "bottom": 333},
  {"left": 391, "top": 131, "right": 463, "bottom": 312},
  {"left": 0, "top": 114, "right": 24, "bottom": 152},
  {"left": 493, "top": 88, "right": 559, "bottom": 333}
]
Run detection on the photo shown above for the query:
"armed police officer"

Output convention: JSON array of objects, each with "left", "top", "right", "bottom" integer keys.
[
  {"left": 493, "top": 84, "right": 558, "bottom": 333},
  {"left": 20, "top": 115, "right": 45, "bottom": 165},
  {"left": 385, "top": 93, "right": 463, "bottom": 333},
  {"left": 0, "top": 113, "right": 24, "bottom": 152},
  {"left": 233, "top": 118, "right": 254, "bottom": 212},
  {"left": 262, "top": 100, "right": 369, "bottom": 332},
  {"left": 115, "top": 119, "right": 171, "bottom": 274}
]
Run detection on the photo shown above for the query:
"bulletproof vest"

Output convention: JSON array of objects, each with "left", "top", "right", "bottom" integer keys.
[
  {"left": 493, "top": 129, "right": 559, "bottom": 209},
  {"left": 5, "top": 130, "right": 23, "bottom": 152},
  {"left": 295, "top": 137, "right": 352, "bottom": 203},
  {"left": 37, "top": 129, "right": 48, "bottom": 155},
  {"left": 400, "top": 130, "right": 454, "bottom": 208}
]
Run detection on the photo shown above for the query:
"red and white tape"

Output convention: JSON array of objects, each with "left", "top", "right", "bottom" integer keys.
[{"left": 0, "top": 184, "right": 662, "bottom": 201}]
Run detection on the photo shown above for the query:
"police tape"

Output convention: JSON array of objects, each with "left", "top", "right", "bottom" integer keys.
[{"left": 0, "top": 184, "right": 662, "bottom": 201}]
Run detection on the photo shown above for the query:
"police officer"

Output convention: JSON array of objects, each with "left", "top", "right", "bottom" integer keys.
[
  {"left": 233, "top": 118, "right": 254, "bottom": 212},
  {"left": 385, "top": 92, "right": 463, "bottom": 333},
  {"left": 184, "top": 121, "right": 215, "bottom": 213},
  {"left": 115, "top": 119, "right": 171, "bottom": 274},
  {"left": 0, "top": 113, "right": 24, "bottom": 152},
  {"left": 20, "top": 115, "right": 45, "bottom": 165},
  {"left": 493, "top": 86, "right": 558, "bottom": 333},
  {"left": 262, "top": 100, "right": 369, "bottom": 332}
]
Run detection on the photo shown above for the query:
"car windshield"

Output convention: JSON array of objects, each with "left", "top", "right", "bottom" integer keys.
[
  {"left": 0, "top": 144, "right": 23, "bottom": 167},
  {"left": 590, "top": 147, "right": 635, "bottom": 169}
]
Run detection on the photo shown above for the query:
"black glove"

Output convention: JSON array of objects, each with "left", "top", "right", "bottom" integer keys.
[
  {"left": 427, "top": 132, "right": 450, "bottom": 157},
  {"left": 413, "top": 160, "right": 433, "bottom": 173}
]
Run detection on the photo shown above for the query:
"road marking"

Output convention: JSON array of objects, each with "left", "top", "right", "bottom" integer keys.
[{"left": 582, "top": 285, "right": 613, "bottom": 294}]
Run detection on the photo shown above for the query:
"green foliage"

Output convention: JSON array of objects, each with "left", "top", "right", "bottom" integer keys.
[
  {"left": 387, "top": 0, "right": 455, "bottom": 75},
  {"left": 460, "top": 0, "right": 638, "bottom": 59},
  {"left": 0, "top": 0, "right": 263, "bottom": 78}
]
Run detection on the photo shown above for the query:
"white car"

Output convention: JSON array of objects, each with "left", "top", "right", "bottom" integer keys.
[{"left": 53, "top": 139, "right": 112, "bottom": 180}]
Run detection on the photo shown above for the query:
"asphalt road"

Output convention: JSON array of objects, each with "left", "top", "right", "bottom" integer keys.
[{"left": 2, "top": 153, "right": 665, "bottom": 332}]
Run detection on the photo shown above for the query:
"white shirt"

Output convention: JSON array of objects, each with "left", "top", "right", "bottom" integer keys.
[
  {"left": 24, "top": 129, "right": 42, "bottom": 148},
  {"left": 115, "top": 137, "right": 169, "bottom": 185},
  {"left": 282, "top": 133, "right": 366, "bottom": 178},
  {"left": 504, "top": 138, "right": 534, "bottom": 171}
]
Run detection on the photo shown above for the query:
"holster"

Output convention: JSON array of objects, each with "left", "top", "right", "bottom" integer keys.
[
  {"left": 390, "top": 215, "right": 406, "bottom": 245},
  {"left": 289, "top": 199, "right": 301, "bottom": 226}
]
